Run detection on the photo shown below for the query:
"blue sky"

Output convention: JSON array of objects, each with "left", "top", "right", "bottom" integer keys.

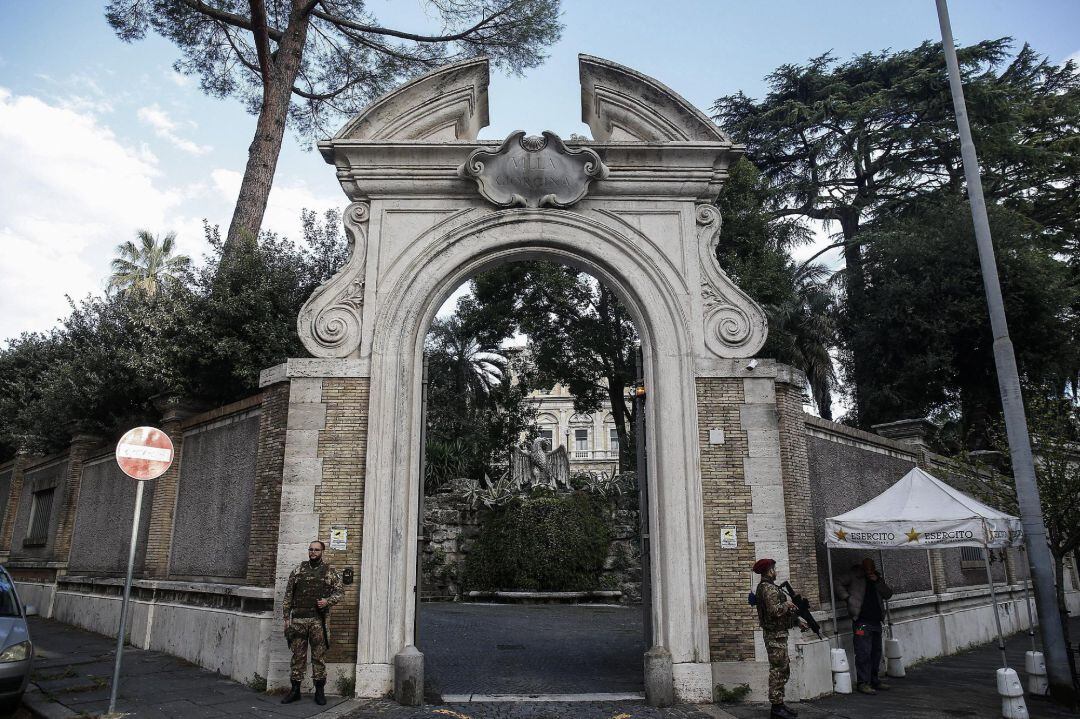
[{"left": 1, "top": 1, "right": 1077, "bottom": 341}]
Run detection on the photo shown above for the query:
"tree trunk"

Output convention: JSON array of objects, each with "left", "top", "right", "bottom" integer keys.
[
  {"left": 222, "top": 11, "right": 311, "bottom": 263},
  {"left": 1051, "top": 552, "right": 1078, "bottom": 681},
  {"left": 839, "top": 210, "right": 870, "bottom": 424},
  {"left": 608, "top": 379, "right": 633, "bottom": 473}
]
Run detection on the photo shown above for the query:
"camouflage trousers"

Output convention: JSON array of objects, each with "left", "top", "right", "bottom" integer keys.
[
  {"left": 764, "top": 631, "right": 790, "bottom": 705},
  {"left": 288, "top": 617, "right": 328, "bottom": 682}
]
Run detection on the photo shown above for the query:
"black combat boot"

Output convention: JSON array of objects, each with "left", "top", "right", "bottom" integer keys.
[
  {"left": 314, "top": 679, "right": 326, "bottom": 705},
  {"left": 770, "top": 704, "right": 796, "bottom": 719},
  {"left": 281, "top": 680, "right": 302, "bottom": 704},
  {"left": 781, "top": 704, "right": 799, "bottom": 717}
]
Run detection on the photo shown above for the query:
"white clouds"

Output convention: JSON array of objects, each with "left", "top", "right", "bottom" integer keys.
[
  {"left": 137, "top": 103, "right": 211, "bottom": 155},
  {"left": 0, "top": 88, "right": 188, "bottom": 340},
  {"left": 210, "top": 168, "right": 340, "bottom": 242},
  {"left": 167, "top": 70, "right": 191, "bottom": 88}
]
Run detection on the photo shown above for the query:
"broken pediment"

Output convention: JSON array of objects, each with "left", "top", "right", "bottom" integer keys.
[
  {"left": 331, "top": 57, "right": 490, "bottom": 142},
  {"left": 579, "top": 54, "right": 733, "bottom": 143}
]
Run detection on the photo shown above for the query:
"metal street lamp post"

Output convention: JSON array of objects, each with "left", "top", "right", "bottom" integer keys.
[{"left": 935, "top": 0, "right": 1077, "bottom": 704}]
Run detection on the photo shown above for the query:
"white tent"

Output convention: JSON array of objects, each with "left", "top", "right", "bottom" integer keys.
[
  {"left": 825, "top": 467, "right": 1024, "bottom": 551},
  {"left": 823, "top": 467, "right": 1029, "bottom": 672}
]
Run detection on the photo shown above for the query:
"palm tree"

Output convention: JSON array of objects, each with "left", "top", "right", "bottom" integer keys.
[
  {"left": 108, "top": 230, "right": 190, "bottom": 296},
  {"left": 766, "top": 263, "right": 837, "bottom": 419},
  {"left": 427, "top": 315, "right": 508, "bottom": 407}
]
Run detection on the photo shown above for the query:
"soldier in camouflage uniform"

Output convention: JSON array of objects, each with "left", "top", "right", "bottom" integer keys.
[
  {"left": 754, "top": 558, "right": 805, "bottom": 719},
  {"left": 280, "top": 541, "right": 344, "bottom": 705}
]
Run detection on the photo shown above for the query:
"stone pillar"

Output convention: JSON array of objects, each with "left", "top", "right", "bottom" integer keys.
[
  {"left": 0, "top": 451, "right": 33, "bottom": 558},
  {"left": 697, "top": 360, "right": 809, "bottom": 700},
  {"left": 872, "top": 418, "right": 937, "bottom": 450},
  {"left": 246, "top": 381, "right": 290, "bottom": 587},
  {"left": 261, "top": 359, "right": 369, "bottom": 692},
  {"left": 143, "top": 397, "right": 200, "bottom": 578},
  {"left": 929, "top": 550, "right": 949, "bottom": 593},
  {"left": 52, "top": 432, "right": 104, "bottom": 564},
  {"left": 775, "top": 368, "right": 819, "bottom": 603}
]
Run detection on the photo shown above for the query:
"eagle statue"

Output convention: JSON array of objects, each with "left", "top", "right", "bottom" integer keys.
[{"left": 511, "top": 437, "right": 570, "bottom": 490}]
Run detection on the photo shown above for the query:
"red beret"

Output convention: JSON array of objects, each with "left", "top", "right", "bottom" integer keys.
[{"left": 752, "top": 558, "right": 776, "bottom": 575}]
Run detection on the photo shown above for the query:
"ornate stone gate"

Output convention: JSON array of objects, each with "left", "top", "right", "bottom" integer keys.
[{"left": 264, "top": 55, "right": 818, "bottom": 703}]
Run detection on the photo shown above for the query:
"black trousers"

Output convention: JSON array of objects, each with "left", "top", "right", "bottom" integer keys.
[{"left": 852, "top": 622, "right": 883, "bottom": 686}]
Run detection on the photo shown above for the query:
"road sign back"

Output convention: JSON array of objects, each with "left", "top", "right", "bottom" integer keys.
[{"left": 115, "top": 426, "right": 174, "bottom": 480}]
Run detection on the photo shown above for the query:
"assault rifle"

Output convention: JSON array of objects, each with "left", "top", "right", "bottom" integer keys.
[{"left": 780, "top": 581, "right": 823, "bottom": 639}]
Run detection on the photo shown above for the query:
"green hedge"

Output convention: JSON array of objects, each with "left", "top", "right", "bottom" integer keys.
[{"left": 463, "top": 492, "right": 611, "bottom": 591}]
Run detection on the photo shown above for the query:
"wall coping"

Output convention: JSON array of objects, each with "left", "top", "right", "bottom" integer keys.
[
  {"left": 693, "top": 358, "right": 807, "bottom": 386},
  {"left": 804, "top": 414, "right": 919, "bottom": 460},
  {"left": 22, "top": 451, "right": 70, "bottom": 473},
  {"left": 57, "top": 575, "right": 274, "bottom": 600},
  {"left": 181, "top": 393, "right": 264, "bottom": 431},
  {"left": 259, "top": 358, "right": 371, "bottom": 387}
]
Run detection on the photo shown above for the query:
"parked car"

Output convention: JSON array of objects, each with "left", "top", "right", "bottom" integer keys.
[{"left": 0, "top": 567, "right": 33, "bottom": 713}]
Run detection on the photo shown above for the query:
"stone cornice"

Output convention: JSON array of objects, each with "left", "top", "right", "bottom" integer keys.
[{"left": 319, "top": 140, "right": 741, "bottom": 203}]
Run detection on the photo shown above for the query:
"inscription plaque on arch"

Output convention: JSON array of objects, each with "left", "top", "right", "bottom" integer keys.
[{"left": 458, "top": 130, "right": 609, "bottom": 208}]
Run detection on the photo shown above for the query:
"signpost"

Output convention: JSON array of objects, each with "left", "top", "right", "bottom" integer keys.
[{"left": 108, "top": 426, "right": 174, "bottom": 715}]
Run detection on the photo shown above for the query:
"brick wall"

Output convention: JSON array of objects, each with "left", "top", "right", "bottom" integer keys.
[
  {"left": 775, "top": 382, "right": 818, "bottom": 602},
  {"left": 144, "top": 415, "right": 187, "bottom": 577},
  {"left": 52, "top": 434, "right": 103, "bottom": 563},
  {"left": 696, "top": 377, "right": 757, "bottom": 661},
  {"left": 247, "top": 382, "right": 290, "bottom": 587},
  {"left": 0, "top": 454, "right": 30, "bottom": 555},
  {"left": 316, "top": 378, "right": 369, "bottom": 664}
]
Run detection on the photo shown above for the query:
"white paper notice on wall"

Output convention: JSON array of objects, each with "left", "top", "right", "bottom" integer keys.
[
  {"left": 709, "top": 428, "right": 725, "bottom": 445},
  {"left": 720, "top": 526, "right": 737, "bottom": 549},
  {"left": 329, "top": 526, "right": 347, "bottom": 551}
]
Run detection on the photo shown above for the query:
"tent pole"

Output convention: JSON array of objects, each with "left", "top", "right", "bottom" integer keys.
[
  {"left": 983, "top": 551, "right": 1009, "bottom": 669},
  {"left": 1012, "top": 549, "right": 1037, "bottom": 652},
  {"left": 827, "top": 546, "right": 839, "bottom": 649},
  {"left": 879, "top": 551, "right": 893, "bottom": 639}
]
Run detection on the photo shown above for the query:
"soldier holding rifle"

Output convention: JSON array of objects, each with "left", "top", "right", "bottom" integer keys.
[
  {"left": 281, "top": 540, "right": 344, "bottom": 705},
  {"left": 753, "top": 557, "right": 807, "bottom": 719}
]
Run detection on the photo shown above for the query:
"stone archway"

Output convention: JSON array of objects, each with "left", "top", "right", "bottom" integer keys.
[{"left": 267, "top": 55, "right": 814, "bottom": 705}]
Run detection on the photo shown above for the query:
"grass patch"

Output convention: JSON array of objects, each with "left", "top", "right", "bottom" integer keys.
[
  {"left": 335, "top": 670, "right": 355, "bottom": 697},
  {"left": 714, "top": 683, "right": 751, "bottom": 703}
]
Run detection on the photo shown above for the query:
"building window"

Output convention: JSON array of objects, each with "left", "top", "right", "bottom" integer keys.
[
  {"left": 609, "top": 428, "right": 619, "bottom": 458},
  {"left": 960, "top": 546, "right": 984, "bottom": 570},
  {"left": 574, "top": 428, "right": 589, "bottom": 457},
  {"left": 24, "top": 488, "right": 55, "bottom": 547}
]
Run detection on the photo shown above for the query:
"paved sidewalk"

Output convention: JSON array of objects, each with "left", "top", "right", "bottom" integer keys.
[
  {"left": 21, "top": 617, "right": 357, "bottom": 718},
  {"left": 723, "top": 616, "right": 1080, "bottom": 719},
  {"left": 17, "top": 610, "right": 1080, "bottom": 719}
]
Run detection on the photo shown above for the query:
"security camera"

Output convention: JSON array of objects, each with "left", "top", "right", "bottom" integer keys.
[{"left": 745, "top": 359, "right": 758, "bottom": 371}]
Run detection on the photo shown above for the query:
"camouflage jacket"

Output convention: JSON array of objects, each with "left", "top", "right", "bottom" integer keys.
[
  {"left": 756, "top": 578, "right": 798, "bottom": 634},
  {"left": 282, "top": 561, "right": 344, "bottom": 620}
]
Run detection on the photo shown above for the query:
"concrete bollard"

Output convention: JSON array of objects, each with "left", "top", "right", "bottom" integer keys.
[
  {"left": 1023, "top": 651, "right": 1048, "bottom": 695},
  {"left": 831, "top": 648, "right": 852, "bottom": 694},
  {"left": 996, "top": 668, "right": 1029, "bottom": 719},
  {"left": 393, "top": 645, "right": 424, "bottom": 706},
  {"left": 644, "top": 646, "right": 674, "bottom": 707},
  {"left": 884, "top": 637, "right": 905, "bottom": 678}
]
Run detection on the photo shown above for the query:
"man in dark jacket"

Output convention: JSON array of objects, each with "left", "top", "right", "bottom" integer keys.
[{"left": 836, "top": 558, "right": 893, "bottom": 694}]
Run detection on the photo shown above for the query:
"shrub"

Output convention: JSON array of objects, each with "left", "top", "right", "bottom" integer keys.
[
  {"left": 714, "top": 683, "right": 751, "bottom": 703},
  {"left": 463, "top": 493, "right": 610, "bottom": 591}
]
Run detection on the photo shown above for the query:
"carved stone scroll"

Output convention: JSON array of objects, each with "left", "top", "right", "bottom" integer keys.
[
  {"left": 695, "top": 204, "right": 768, "bottom": 357},
  {"left": 297, "top": 202, "right": 369, "bottom": 358},
  {"left": 458, "top": 130, "right": 609, "bottom": 209}
]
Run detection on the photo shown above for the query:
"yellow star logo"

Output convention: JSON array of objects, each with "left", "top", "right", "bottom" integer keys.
[
  {"left": 905, "top": 527, "right": 921, "bottom": 543},
  {"left": 834, "top": 528, "right": 847, "bottom": 541}
]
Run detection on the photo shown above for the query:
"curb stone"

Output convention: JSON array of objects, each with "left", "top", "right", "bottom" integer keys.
[{"left": 20, "top": 689, "right": 77, "bottom": 719}]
